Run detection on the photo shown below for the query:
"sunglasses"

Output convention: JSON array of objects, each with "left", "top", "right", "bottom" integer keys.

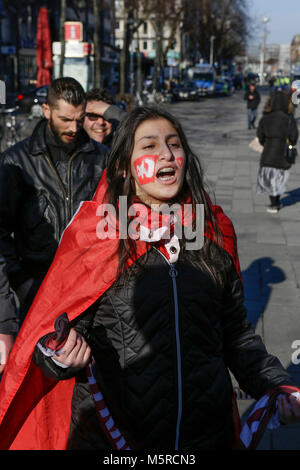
[{"left": 85, "top": 112, "right": 106, "bottom": 122}]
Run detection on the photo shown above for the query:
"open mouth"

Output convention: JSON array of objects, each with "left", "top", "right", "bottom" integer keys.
[
  {"left": 64, "top": 134, "right": 76, "bottom": 140},
  {"left": 156, "top": 166, "right": 177, "bottom": 183}
]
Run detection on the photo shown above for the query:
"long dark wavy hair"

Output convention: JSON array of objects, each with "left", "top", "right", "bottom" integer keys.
[{"left": 105, "top": 106, "right": 231, "bottom": 286}]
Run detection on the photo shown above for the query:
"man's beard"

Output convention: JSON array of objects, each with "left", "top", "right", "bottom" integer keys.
[{"left": 49, "top": 117, "right": 78, "bottom": 152}]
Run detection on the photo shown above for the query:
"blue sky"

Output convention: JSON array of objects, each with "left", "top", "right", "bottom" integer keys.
[{"left": 248, "top": 0, "right": 300, "bottom": 45}]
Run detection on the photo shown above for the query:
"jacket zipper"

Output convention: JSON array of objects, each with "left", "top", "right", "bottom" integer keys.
[
  {"left": 44, "top": 151, "right": 79, "bottom": 222},
  {"left": 66, "top": 151, "right": 80, "bottom": 219},
  {"left": 153, "top": 247, "right": 182, "bottom": 450}
]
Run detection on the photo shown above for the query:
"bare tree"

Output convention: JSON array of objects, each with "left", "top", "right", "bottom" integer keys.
[
  {"left": 182, "top": 0, "right": 252, "bottom": 66},
  {"left": 93, "top": 0, "right": 101, "bottom": 87},
  {"left": 59, "top": 0, "right": 66, "bottom": 77},
  {"left": 142, "top": 0, "right": 184, "bottom": 91}
]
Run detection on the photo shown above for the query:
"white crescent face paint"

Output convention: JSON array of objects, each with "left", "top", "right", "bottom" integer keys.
[{"left": 130, "top": 118, "right": 186, "bottom": 205}]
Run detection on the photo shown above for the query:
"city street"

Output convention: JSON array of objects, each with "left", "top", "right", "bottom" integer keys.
[
  {"left": 3, "top": 88, "right": 300, "bottom": 449},
  {"left": 167, "top": 88, "right": 300, "bottom": 450}
]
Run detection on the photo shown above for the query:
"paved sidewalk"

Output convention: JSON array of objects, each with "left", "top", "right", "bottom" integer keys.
[{"left": 169, "top": 89, "right": 300, "bottom": 450}]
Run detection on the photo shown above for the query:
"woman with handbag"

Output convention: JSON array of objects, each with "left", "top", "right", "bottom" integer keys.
[{"left": 256, "top": 90, "right": 298, "bottom": 213}]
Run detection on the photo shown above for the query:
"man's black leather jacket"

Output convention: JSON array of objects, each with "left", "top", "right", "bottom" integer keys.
[{"left": 0, "top": 119, "right": 108, "bottom": 293}]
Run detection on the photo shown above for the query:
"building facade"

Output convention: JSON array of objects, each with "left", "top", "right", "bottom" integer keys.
[
  {"left": 114, "top": 0, "right": 182, "bottom": 84},
  {"left": 0, "top": 0, "right": 118, "bottom": 93}
]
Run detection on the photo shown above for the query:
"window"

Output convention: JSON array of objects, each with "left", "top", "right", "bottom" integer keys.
[
  {"left": 143, "top": 41, "right": 148, "bottom": 50},
  {"left": 143, "top": 22, "right": 148, "bottom": 34}
]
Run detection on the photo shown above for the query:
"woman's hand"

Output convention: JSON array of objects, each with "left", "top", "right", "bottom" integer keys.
[
  {"left": 0, "top": 334, "right": 14, "bottom": 374},
  {"left": 53, "top": 328, "right": 91, "bottom": 369},
  {"left": 278, "top": 394, "right": 300, "bottom": 425}
]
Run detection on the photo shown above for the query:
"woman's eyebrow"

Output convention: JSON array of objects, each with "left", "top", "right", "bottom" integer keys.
[
  {"left": 137, "top": 133, "right": 178, "bottom": 143},
  {"left": 137, "top": 135, "right": 158, "bottom": 142}
]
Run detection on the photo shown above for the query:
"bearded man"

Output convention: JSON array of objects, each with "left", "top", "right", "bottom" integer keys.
[{"left": 0, "top": 77, "right": 108, "bottom": 373}]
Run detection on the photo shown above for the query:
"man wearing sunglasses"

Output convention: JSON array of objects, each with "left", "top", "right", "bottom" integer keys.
[{"left": 84, "top": 88, "right": 126, "bottom": 148}]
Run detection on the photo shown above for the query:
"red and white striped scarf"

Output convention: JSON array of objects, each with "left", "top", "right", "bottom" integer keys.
[
  {"left": 238, "top": 385, "right": 300, "bottom": 450},
  {"left": 38, "top": 313, "right": 133, "bottom": 450}
]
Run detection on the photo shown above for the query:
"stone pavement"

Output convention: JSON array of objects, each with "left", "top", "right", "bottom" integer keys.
[{"left": 168, "top": 89, "right": 300, "bottom": 450}]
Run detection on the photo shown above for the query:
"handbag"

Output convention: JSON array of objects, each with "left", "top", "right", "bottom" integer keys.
[
  {"left": 249, "top": 137, "right": 263, "bottom": 153},
  {"left": 284, "top": 116, "right": 298, "bottom": 164}
]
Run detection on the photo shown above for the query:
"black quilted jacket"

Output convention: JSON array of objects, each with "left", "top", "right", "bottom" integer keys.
[{"left": 34, "top": 246, "right": 295, "bottom": 450}]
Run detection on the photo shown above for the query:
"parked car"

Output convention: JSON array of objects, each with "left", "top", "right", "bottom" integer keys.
[
  {"left": 15, "top": 85, "right": 49, "bottom": 113},
  {"left": 214, "top": 78, "right": 230, "bottom": 96},
  {"left": 172, "top": 81, "right": 200, "bottom": 101}
]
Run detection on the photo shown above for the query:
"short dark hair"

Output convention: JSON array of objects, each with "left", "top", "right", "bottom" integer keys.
[
  {"left": 46, "top": 77, "right": 85, "bottom": 108},
  {"left": 86, "top": 88, "right": 115, "bottom": 105}
]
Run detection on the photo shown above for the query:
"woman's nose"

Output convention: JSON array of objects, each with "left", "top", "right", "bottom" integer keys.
[{"left": 158, "top": 144, "right": 174, "bottom": 160}]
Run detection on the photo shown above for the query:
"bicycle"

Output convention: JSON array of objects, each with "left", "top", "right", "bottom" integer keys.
[
  {"left": 0, "top": 107, "right": 27, "bottom": 152},
  {"left": 136, "top": 89, "right": 171, "bottom": 106}
]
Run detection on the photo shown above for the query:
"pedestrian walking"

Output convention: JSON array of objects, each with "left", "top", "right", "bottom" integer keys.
[
  {"left": 244, "top": 82, "right": 261, "bottom": 129},
  {"left": 256, "top": 90, "right": 298, "bottom": 213},
  {"left": 0, "top": 77, "right": 108, "bottom": 373},
  {"left": 0, "top": 106, "right": 299, "bottom": 451},
  {"left": 83, "top": 88, "right": 127, "bottom": 148}
]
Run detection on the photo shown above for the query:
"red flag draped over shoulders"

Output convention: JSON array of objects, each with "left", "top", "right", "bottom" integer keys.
[{"left": 0, "top": 171, "right": 240, "bottom": 450}]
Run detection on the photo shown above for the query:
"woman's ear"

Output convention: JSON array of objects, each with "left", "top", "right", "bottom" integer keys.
[{"left": 122, "top": 170, "right": 126, "bottom": 178}]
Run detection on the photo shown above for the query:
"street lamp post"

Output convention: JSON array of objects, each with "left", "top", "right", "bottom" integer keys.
[
  {"left": 210, "top": 35, "right": 215, "bottom": 65},
  {"left": 259, "top": 17, "right": 270, "bottom": 85}
]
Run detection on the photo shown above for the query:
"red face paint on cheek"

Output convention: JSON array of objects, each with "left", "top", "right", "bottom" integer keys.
[
  {"left": 176, "top": 157, "right": 184, "bottom": 168},
  {"left": 133, "top": 154, "right": 159, "bottom": 185}
]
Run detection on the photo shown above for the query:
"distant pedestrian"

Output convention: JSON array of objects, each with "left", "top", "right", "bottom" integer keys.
[
  {"left": 244, "top": 82, "right": 261, "bottom": 129},
  {"left": 256, "top": 90, "right": 298, "bottom": 213}
]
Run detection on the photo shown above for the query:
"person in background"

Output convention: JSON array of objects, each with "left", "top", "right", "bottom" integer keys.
[
  {"left": 256, "top": 90, "right": 298, "bottom": 213},
  {"left": 0, "top": 77, "right": 108, "bottom": 373},
  {"left": 244, "top": 82, "right": 261, "bottom": 129},
  {"left": 84, "top": 88, "right": 127, "bottom": 148}
]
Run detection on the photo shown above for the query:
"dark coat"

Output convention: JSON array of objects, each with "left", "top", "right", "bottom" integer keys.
[
  {"left": 244, "top": 89, "right": 261, "bottom": 110},
  {"left": 257, "top": 95, "right": 299, "bottom": 170},
  {"left": 34, "top": 246, "right": 294, "bottom": 451},
  {"left": 0, "top": 119, "right": 108, "bottom": 330}
]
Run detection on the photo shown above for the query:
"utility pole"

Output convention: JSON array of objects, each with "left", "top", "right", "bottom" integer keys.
[
  {"left": 210, "top": 35, "right": 215, "bottom": 65},
  {"left": 259, "top": 17, "right": 269, "bottom": 85}
]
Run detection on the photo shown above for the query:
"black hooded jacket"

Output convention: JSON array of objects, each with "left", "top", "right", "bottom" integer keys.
[
  {"left": 257, "top": 92, "right": 299, "bottom": 169},
  {"left": 244, "top": 88, "right": 261, "bottom": 110}
]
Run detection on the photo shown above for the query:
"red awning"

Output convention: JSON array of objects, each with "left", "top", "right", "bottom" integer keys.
[{"left": 36, "top": 7, "right": 53, "bottom": 87}]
